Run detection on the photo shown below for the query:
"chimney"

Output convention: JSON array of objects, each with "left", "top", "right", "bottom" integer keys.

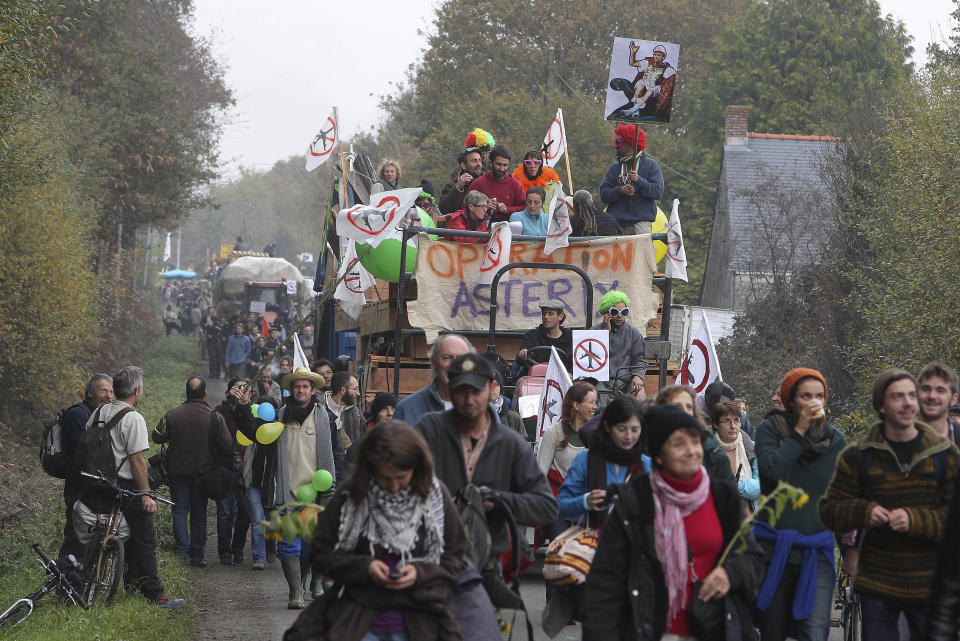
[{"left": 724, "top": 105, "right": 749, "bottom": 146}]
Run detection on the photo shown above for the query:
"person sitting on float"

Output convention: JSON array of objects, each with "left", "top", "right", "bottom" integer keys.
[
  {"left": 510, "top": 186, "right": 549, "bottom": 236},
  {"left": 445, "top": 190, "right": 491, "bottom": 243},
  {"left": 512, "top": 150, "right": 561, "bottom": 208}
]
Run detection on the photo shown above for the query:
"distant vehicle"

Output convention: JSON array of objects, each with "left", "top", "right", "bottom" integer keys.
[{"left": 214, "top": 256, "right": 311, "bottom": 324}]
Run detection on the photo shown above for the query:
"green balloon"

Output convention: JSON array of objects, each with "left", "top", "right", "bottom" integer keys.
[
  {"left": 296, "top": 485, "right": 318, "bottom": 503},
  {"left": 251, "top": 404, "right": 260, "bottom": 417},
  {"left": 357, "top": 207, "right": 437, "bottom": 282},
  {"left": 311, "top": 469, "right": 334, "bottom": 492}
]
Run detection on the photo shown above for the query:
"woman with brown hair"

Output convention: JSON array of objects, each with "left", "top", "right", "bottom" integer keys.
[
  {"left": 537, "top": 381, "right": 598, "bottom": 495},
  {"left": 370, "top": 160, "right": 401, "bottom": 195},
  {"left": 285, "top": 421, "right": 466, "bottom": 641}
]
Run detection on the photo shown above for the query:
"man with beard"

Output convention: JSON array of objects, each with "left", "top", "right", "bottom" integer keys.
[
  {"left": 917, "top": 361, "right": 960, "bottom": 443},
  {"left": 238, "top": 367, "right": 343, "bottom": 608},
  {"left": 592, "top": 290, "right": 647, "bottom": 398},
  {"left": 438, "top": 147, "right": 485, "bottom": 215},
  {"left": 517, "top": 300, "right": 573, "bottom": 372},
  {"left": 394, "top": 333, "right": 474, "bottom": 426},
  {"left": 466, "top": 145, "right": 527, "bottom": 222},
  {"left": 598, "top": 124, "right": 664, "bottom": 234},
  {"left": 323, "top": 371, "right": 364, "bottom": 451}
]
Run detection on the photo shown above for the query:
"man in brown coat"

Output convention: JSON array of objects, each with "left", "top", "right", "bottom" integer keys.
[{"left": 153, "top": 376, "right": 233, "bottom": 566}]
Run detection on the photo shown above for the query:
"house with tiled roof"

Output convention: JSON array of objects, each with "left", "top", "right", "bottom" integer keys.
[{"left": 700, "top": 106, "right": 840, "bottom": 309}]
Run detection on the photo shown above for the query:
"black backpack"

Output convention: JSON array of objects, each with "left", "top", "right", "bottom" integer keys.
[
  {"left": 40, "top": 403, "right": 85, "bottom": 479},
  {"left": 75, "top": 406, "right": 135, "bottom": 485}
]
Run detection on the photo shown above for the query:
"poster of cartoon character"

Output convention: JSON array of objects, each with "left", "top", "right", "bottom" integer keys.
[{"left": 605, "top": 38, "right": 679, "bottom": 124}]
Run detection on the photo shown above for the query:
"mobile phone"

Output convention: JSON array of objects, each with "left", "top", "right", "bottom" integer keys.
[{"left": 388, "top": 569, "right": 402, "bottom": 580}]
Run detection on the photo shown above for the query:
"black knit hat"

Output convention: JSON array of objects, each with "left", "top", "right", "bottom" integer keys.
[
  {"left": 645, "top": 405, "right": 701, "bottom": 457},
  {"left": 370, "top": 392, "right": 397, "bottom": 419}
]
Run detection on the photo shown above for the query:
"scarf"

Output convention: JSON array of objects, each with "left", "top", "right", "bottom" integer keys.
[
  {"left": 586, "top": 433, "right": 647, "bottom": 528},
  {"left": 618, "top": 151, "right": 644, "bottom": 184},
  {"left": 649, "top": 466, "right": 711, "bottom": 626},
  {"left": 286, "top": 400, "right": 315, "bottom": 426},
  {"left": 765, "top": 409, "right": 832, "bottom": 458},
  {"left": 492, "top": 395, "right": 504, "bottom": 415},
  {"left": 511, "top": 165, "right": 560, "bottom": 191},
  {"left": 718, "top": 429, "right": 752, "bottom": 481},
  {"left": 335, "top": 476, "right": 445, "bottom": 566}
]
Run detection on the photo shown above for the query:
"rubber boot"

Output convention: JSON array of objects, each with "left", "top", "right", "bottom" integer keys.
[
  {"left": 299, "top": 557, "right": 311, "bottom": 599},
  {"left": 281, "top": 557, "right": 304, "bottom": 609}
]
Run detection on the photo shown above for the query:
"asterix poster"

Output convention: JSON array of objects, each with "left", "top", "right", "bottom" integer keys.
[{"left": 604, "top": 38, "right": 679, "bottom": 124}]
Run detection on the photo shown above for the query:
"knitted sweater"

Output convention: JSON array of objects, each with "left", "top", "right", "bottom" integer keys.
[{"left": 819, "top": 421, "right": 960, "bottom": 603}]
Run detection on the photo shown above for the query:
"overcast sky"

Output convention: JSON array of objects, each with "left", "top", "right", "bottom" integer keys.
[{"left": 189, "top": 0, "right": 957, "bottom": 182}]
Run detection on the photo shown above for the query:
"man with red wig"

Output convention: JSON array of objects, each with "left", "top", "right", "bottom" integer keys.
[{"left": 598, "top": 124, "right": 664, "bottom": 234}]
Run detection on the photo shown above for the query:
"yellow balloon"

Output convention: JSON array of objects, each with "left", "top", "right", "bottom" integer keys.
[
  {"left": 236, "top": 430, "right": 253, "bottom": 447},
  {"left": 651, "top": 207, "right": 668, "bottom": 264},
  {"left": 256, "top": 421, "right": 284, "bottom": 445}
]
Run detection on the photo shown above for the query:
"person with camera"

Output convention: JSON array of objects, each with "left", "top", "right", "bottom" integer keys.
[{"left": 153, "top": 376, "right": 233, "bottom": 567}]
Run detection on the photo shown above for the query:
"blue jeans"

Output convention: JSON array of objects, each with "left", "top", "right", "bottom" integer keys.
[
  {"left": 246, "top": 486, "right": 267, "bottom": 562},
  {"left": 361, "top": 633, "right": 408, "bottom": 641},
  {"left": 860, "top": 594, "right": 926, "bottom": 641},
  {"left": 758, "top": 555, "right": 835, "bottom": 641},
  {"left": 170, "top": 476, "right": 208, "bottom": 561}
]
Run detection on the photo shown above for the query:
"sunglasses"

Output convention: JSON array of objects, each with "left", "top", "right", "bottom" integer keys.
[
  {"left": 608, "top": 307, "right": 629, "bottom": 317},
  {"left": 523, "top": 159, "right": 543, "bottom": 168}
]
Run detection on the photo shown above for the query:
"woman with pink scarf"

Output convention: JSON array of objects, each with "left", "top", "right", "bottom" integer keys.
[{"left": 581, "top": 404, "right": 763, "bottom": 641}]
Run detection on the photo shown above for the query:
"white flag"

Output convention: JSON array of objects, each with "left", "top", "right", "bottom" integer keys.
[
  {"left": 336, "top": 187, "right": 421, "bottom": 248},
  {"left": 665, "top": 198, "right": 688, "bottom": 282},
  {"left": 334, "top": 240, "right": 375, "bottom": 319},
  {"left": 541, "top": 108, "right": 567, "bottom": 169},
  {"left": 544, "top": 184, "right": 571, "bottom": 255},
  {"left": 680, "top": 310, "right": 721, "bottom": 397},
  {"left": 305, "top": 108, "right": 338, "bottom": 172},
  {"left": 535, "top": 346, "right": 573, "bottom": 444},
  {"left": 477, "top": 222, "right": 512, "bottom": 286},
  {"left": 163, "top": 232, "right": 171, "bottom": 263},
  {"left": 291, "top": 332, "right": 310, "bottom": 370}
]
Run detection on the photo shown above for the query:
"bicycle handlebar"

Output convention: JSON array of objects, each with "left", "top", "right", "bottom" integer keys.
[
  {"left": 80, "top": 472, "right": 174, "bottom": 506},
  {"left": 32, "top": 544, "right": 53, "bottom": 568}
]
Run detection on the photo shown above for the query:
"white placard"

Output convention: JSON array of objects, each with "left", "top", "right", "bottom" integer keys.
[
  {"left": 249, "top": 301, "right": 267, "bottom": 313},
  {"left": 572, "top": 329, "right": 610, "bottom": 381},
  {"left": 286, "top": 280, "right": 298, "bottom": 295}
]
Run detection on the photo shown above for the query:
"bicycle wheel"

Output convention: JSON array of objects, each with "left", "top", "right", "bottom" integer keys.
[
  {"left": 83, "top": 537, "right": 125, "bottom": 606},
  {"left": 844, "top": 596, "right": 862, "bottom": 641},
  {"left": 0, "top": 599, "right": 33, "bottom": 628}
]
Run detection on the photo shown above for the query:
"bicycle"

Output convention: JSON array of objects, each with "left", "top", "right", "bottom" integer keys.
[
  {"left": 832, "top": 572, "right": 862, "bottom": 641},
  {"left": 77, "top": 471, "right": 174, "bottom": 607},
  {"left": 0, "top": 544, "right": 87, "bottom": 628}
]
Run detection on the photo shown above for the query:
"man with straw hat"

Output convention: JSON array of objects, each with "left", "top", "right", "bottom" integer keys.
[{"left": 239, "top": 366, "right": 344, "bottom": 608}]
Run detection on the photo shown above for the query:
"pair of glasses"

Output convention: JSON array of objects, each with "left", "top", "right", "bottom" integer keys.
[
  {"left": 608, "top": 307, "right": 629, "bottom": 317},
  {"left": 523, "top": 159, "right": 543, "bottom": 168}
]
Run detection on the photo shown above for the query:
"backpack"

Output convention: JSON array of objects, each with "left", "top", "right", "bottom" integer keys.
[
  {"left": 857, "top": 447, "right": 949, "bottom": 507},
  {"left": 40, "top": 403, "right": 85, "bottom": 478},
  {"left": 75, "top": 405, "right": 135, "bottom": 485}
]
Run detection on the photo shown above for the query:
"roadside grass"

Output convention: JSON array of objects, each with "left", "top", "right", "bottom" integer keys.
[{"left": 0, "top": 335, "right": 200, "bottom": 640}]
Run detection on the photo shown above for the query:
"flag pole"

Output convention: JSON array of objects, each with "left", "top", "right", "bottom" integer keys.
[
  {"left": 335, "top": 106, "right": 348, "bottom": 209},
  {"left": 559, "top": 109, "right": 574, "bottom": 192}
]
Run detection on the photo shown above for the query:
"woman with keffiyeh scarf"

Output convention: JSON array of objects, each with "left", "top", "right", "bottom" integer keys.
[
  {"left": 284, "top": 421, "right": 467, "bottom": 641},
  {"left": 581, "top": 404, "right": 763, "bottom": 641}
]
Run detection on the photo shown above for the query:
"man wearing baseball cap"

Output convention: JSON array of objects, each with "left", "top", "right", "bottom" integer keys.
[
  {"left": 415, "top": 354, "right": 557, "bottom": 543},
  {"left": 517, "top": 299, "right": 573, "bottom": 372}
]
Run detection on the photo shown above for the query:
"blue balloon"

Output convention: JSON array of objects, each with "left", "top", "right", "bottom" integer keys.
[{"left": 257, "top": 403, "right": 277, "bottom": 422}]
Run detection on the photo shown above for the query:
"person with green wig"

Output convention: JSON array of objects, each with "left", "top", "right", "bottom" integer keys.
[{"left": 592, "top": 289, "right": 648, "bottom": 397}]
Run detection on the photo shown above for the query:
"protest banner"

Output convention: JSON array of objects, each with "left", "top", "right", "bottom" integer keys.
[{"left": 407, "top": 235, "right": 659, "bottom": 343}]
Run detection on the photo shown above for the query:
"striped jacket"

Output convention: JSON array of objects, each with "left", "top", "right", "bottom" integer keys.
[{"left": 819, "top": 421, "right": 959, "bottom": 603}]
